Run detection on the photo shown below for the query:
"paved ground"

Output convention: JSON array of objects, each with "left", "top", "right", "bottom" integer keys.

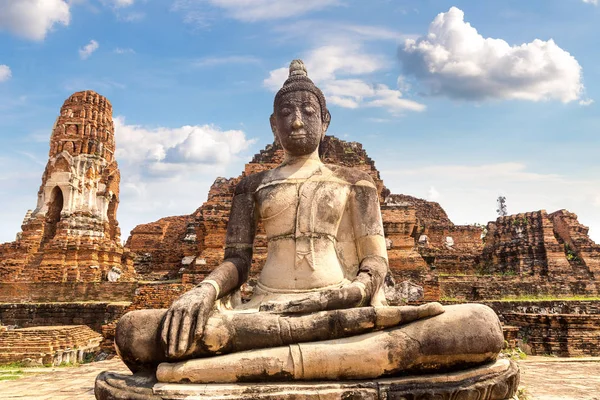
[
  {"left": 0, "top": 356, "right": 598, "bottom": 399},
  {"left": 0, "top": 358, "right": 128, "bottom": 400},
  {"left": 518, "top": 356, "right": 600, "bottom": 400}
]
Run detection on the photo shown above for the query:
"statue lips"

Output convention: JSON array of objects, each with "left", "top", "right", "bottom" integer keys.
[{"left": 289, "top": 129, "right": 308, "bottom": 140}]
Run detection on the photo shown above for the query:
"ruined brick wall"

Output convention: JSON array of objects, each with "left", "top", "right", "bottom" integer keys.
[
  {"left": 550, "top": 210, "right": 600, "bottom": 277},
  {"left": 0, "top": 325, "right": 102, "bottom": 365},
  {"left": 479, "top": 300, "right": 600, "bottom": 320},
  {"left": 0, "top": 91, "right": 133, "bottom": 283},
  {"left": 504, "top": 313, "right": 600, "bottom": 356},
  {"left": 480, "top": 211, "right": 599, "bottom": 296},
  {"left": 384, "top": 194, "right": 452, "bottom": 227},
  {"left": 439, "top": 275, "right": 598, "bottom": 301},
  {"left": 0, "top": 282, "right": 137, "bottom": 303},
  {"left": 127, "top": 283, "right": 195, "bottom": 311},
  {"left": 126, "top": 216, "right": 197, "bottom": 280},
  {"left": 0, "top": 302, "right": 128, "bottom": 332}
]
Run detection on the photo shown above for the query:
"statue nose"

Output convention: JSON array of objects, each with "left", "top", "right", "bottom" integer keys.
[{"left": 292, "top": 118, "right": 304, "bottom": 130}]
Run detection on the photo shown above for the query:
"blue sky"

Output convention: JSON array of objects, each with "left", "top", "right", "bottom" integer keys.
[{"left": 0, "top": 0, "right": 599, "bottom": 243}]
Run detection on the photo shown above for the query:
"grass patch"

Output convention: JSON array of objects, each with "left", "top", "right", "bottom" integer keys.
[
  {"left": 502, "top": 344, "right": 527, "bottom": 361},
  {"left": 0, "top": 362, "right": 26, "bottom": 369},
  {"left": 517, "top": 387, "right": 530, "bottom": 400},
  {"left": 496, "top": 295, "right": 600, "bottom": 302},
  {"left": 0, "top": 373, "right": 23, "bottom": 381}
]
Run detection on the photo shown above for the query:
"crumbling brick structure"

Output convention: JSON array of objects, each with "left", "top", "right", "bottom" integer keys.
[{"left": 0, "top": 91, "right": 134, "bottom": 283}]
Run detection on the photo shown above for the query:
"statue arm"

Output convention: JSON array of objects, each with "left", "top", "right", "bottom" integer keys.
[
  {"left": 161, "top": 178, "right": 257, "bottom": 358},
  {"left": 349, "top": 179, "right": 389, "bottom": 305},
  {"left": 200, "top": 187, "right": 257, "bottom": 297}
]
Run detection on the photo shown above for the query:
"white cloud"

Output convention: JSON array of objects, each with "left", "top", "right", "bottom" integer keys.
[
  {"left": 173, "top": 0, "right": 341, "bottom": 23},
  {"left": 114, "top": 117, "right": 256, "bottom": 175},
  {"left": 579, "top": 98, "right": 594, "bottom": 106},
  {"left": 583, "top": 0, "right": 597, "bottom": 5},
  {"left": 272, "top": 20, "right": 411, "bottom": 44},
  {"left": 0, "top": 65, "right": 11, "bottom": 82},
  {"left": 104, "top": 0, "right": 135, "bottom": 7},
  {"left": 264, "top": 44, "right": 425, "bottom": 115},
  {"left": 112, "top": 117, "right": 257, "bottom": 238},
  {"left": 427, "top": 186, "right": 440, "bottom": 201},
  {"left": 382, "top": 162, "right": 600, "bottom": 243},
  {"left": 0, "top": 0, "right": 70, "bottom": 40},
  {"left": 193, "top": 55, "right": 260, "bottom": 67},
  {"left": 79, "top": 40, "right": 99, "bottom": 60},
  {"left": 400, "top": 7, "right": 584, "bottom": 103},
  {"left": 114, "top": 47, "right": 136, "bottom": 54}
]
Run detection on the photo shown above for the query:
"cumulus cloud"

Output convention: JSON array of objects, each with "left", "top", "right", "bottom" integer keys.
[
  {"left": 173, "top": 0, "right": 341, "bottom": 23},
  {"left": 0, "top": 65, "right": 11, "bottom": 82},
  {"left": 579, "top": 98, "right": 594, "bottom": 106},
  {"left": 112, "top": 117, "right": 257, "bottom": 237},
  {"left": 0, "top": 0, "right": 70, "bottom": 40},
  {"left": 583, "top": 0, "right": 597, "bottom": 5},
  {"left": 264, "top": 44, "right": 425, "bottom": 115},
  {"left": 79, "top": 40, "right": 99, "bottom": 60},
  {"left": 399, "top": 7, "right": 584, "bottom": 103},
  {"left": 114, "top": 117, "right": 256, "bottom": 176}
]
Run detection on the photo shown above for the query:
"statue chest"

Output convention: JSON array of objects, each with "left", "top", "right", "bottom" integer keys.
[{"left": 255, "top": 180, "right": 351, "bottom": 239}]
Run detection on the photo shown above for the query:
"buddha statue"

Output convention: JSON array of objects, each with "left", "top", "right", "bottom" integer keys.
[{"left": 96, "top": 60, "right": 519, "bottom": 400}]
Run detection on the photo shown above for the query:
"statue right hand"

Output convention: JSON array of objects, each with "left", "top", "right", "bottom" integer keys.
[{"left": 160, "top": 284, "right": 217, "bottom": 359}]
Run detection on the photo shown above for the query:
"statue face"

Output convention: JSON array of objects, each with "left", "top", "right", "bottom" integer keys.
[{"left": 271, "top": 91, "right": 328, "bottom": 156}]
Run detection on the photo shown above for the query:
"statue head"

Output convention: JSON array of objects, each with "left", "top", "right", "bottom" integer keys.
[{"left": 270, "top": 60, "right": 331, "bottom": 156}]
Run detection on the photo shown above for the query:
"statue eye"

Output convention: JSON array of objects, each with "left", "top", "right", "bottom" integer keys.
[
  {"left": 303, "top": 106, "right": 316, "bottom": 115},
  {"left": 279, "top": 107, "right": 291, "bottom": 116}
]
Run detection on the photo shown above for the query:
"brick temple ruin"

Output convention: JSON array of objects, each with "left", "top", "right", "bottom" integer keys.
[
  {"left": 0, "top": 91, "right": 135, "bottom": 364},
  {"left": 0, "top": 90, "right": 134, "bottom": 283},
  {"left": 1, "top": 91, "right": 599, "bottom": 364}
]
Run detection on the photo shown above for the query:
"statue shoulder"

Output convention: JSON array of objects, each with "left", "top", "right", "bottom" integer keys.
[
  {"left": 234, "top": 170, "right": 270, "bottom": 195},
  {"left": 326, "top": 165, "right": 377, "bottom": 189}
]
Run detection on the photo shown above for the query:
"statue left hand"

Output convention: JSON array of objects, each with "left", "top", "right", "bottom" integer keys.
[{"left": 260, "top": 283, "right": 364, "bottom": 314}]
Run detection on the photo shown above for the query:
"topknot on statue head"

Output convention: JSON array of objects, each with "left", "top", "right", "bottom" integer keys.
[{"left": 273, "top": 59, "right": 331, "bottom": 124}]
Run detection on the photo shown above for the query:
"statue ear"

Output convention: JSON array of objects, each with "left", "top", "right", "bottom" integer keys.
[
  {"left": 270, "top": 114, "right": 280, "bottom": 144},
  {"left": 269, "top": 114, "right": 277, "bottom": 135},
  {"left": 322, "top": 110, "right": 331, "bottom": 136}
]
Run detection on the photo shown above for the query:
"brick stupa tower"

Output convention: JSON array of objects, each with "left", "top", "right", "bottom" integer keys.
[{"left": 0, "top": 91, "right": 134, "bottom": 282}]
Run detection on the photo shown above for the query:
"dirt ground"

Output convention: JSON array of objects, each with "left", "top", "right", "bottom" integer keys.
[{"left": 0, "top": 356, "right": 599, "bottom": 399}]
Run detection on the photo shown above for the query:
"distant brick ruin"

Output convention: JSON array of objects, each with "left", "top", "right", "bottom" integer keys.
[{"left": 0, "top": 91, "right": 134, "bottom": 283}]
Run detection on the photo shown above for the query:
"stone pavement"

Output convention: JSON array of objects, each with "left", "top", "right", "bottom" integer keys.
[
  {"left": 518, "top": 356, "right": 600, "bottom": 400},
  {"left": 1, "top": 356, "right": 599, "bottom": 399},
  {"left": 0, "top": 358, "right": 128, "bottom": 400}
]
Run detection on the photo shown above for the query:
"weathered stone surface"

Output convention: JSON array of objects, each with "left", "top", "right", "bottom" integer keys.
[
  {"left": 0, "top": 90, "right": 134, "bottom": 283},
  {"left": 95, "top": 359, "right": 519, "bottom": 400}
]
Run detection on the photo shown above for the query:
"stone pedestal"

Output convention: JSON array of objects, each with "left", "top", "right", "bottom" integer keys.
[{"left": 95, "top": 359, "right": 519, "bottom": 400}]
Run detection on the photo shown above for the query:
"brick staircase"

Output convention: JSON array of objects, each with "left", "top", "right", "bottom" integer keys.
[{"left": 0, "top": 325, "right": 102, "bottom": 365}]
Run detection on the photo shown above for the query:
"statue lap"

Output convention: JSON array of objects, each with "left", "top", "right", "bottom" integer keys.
[{"left": 98, "top": 304, "right": 519, "bottom": 399}]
